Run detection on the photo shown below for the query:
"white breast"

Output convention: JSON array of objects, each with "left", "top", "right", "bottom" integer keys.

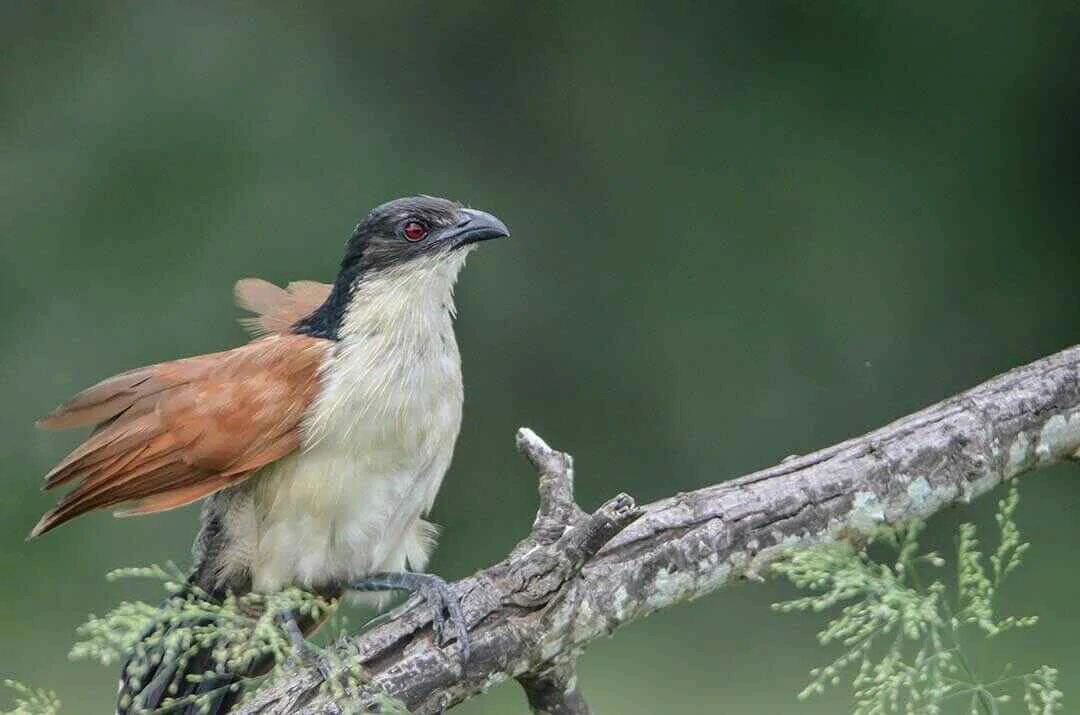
[{"left": 247, "top": 252, "right": 470, "bottom": 593}]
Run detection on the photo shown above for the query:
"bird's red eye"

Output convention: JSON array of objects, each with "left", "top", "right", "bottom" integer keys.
[{"left": 403, "top": 221, "right": 428, "bottom": 242}]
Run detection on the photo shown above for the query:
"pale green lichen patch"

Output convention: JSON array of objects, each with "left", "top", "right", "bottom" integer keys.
[
  {"left": 690, "top": 558, "right": 732, "bottom": 596},
  {"left": 1037, "top": 411, "right": 1080, "bottom": 464},
  {"left": 904, "top": 476, "right": 937, "bottom": 516},
  {"left": 478, "top": 671, "right": 509, "bottom": 694},
  {"left": 609, "top": 584, "right": 633, "bottom": 618},
  {"left": 1007, "top": 432, "right": 1034, "bottom": 475},
  {"left": 847, "top": 491, "right": 886, "bottom": 531},
  {"left": 645, "top": 566, "right": 695, "bottom": 610},
  {"left": 959, "top": 471, "right": 1001, "bottom": 505}
]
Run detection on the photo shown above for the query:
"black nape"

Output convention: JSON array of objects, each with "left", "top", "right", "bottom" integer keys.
[{"left": 291, "top": 277, "right": 353, "bottom": 341}]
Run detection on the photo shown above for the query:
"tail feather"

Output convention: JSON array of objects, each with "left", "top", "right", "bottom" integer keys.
[
  {"left": 116, "top": 582, "right": 328, "bottom": 714},
  {"left": 116, "top": 593, "right": 250, "bottom": 715}
]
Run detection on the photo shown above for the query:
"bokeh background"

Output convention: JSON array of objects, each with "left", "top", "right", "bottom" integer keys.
[{"left": 3, "top": 2, "right": 1079, "bottom": 712}]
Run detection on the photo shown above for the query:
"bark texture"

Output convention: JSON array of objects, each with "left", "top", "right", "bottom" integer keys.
[{"left": 237, "top": 344, "right": 1080, "bottom": 714}]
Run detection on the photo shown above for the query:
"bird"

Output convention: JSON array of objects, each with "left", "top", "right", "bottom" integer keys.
[{"left": 29, "top": 195, "right": 510, "bottom": 713}]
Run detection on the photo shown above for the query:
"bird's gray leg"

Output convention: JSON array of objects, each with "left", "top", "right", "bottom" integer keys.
[
  {"left": 349, "top": 572, "right": 469, "bottom": 662},
  {"left": 276, "top": 611, "right": 334, "bottom": 680}
]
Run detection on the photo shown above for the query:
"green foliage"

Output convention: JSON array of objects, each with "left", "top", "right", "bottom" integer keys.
[
  {"left": 0, "top": 680, "right": 60, "bottom": 715},
  {"left": 773, "top": 481, "right": 1063, "bottom": 714},
  {"left": 64, "top": 563, "right": 404, "bottom": 714}
]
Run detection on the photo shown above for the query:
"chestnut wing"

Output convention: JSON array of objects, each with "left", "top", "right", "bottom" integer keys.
[{"left": 31, "top": 334, "right": 331, "bottom": 538}]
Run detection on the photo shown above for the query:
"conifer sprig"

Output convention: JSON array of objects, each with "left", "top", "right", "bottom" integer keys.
[{"left": 773, "top": 481, "right": 1062, "bottom": 715}]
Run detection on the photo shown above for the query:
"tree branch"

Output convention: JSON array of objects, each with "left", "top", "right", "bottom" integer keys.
[{"left": 237, "top": 344, "right": 1080, "bottom": 714}]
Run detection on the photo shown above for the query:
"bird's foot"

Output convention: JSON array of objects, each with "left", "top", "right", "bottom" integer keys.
[
  {"left": 349, "top": 571, "right": 470, "bottom": 663},
  {"left": 276, "top": 611, "right": 335, "bottom": 681}
]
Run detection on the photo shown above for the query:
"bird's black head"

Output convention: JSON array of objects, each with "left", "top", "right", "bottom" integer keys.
[
  {"left": 293, "top": 195, "right": 510, "bottom": 340},
  {"left": 341, "top": 195, "right": 510, "bottom": 275}
]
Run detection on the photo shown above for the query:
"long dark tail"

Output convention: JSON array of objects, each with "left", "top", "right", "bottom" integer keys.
[
  {"left": 116, "top": 591, "right": 250, "bottom": 715},
  {"left": 118, "top": 639, "right": 243, "bottom": 714},
  {"left": 115, "top": 583, "right": 330, "bottom": 714}
]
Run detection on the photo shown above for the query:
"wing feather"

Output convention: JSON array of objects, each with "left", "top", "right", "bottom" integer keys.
[
  {"left": 37, "top": 367, "right": 165, "bottom": 430},
  {"left": 31, "top": 334, "right": 330, "bottom": 538},
  {"left": 234, "top": 278, "right": 331, "bottom": 336},
  {"left": 114, "top": 476, "right": 238, "bottom": 517}
]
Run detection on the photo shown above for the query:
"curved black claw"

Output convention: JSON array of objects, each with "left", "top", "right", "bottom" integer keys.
[{"left": 349, "top": 571, "right": 471, "bottom": 664}]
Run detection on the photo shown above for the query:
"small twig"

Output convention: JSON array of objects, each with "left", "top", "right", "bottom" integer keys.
[
  {"left": 517, "top": 427, "right": 584, "bottom": 529},
  {"left": 553, "top": 493, "right": 639, "bottom": 569}
]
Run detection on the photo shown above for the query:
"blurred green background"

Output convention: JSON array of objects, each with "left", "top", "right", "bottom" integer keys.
[{"left": 3, "top": 1, "right": 1079, "bottom": 712}]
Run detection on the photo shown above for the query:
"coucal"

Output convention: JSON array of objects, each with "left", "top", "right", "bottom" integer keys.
[{"left": 30, "top": 195, "right": 510, "bottom": 713}]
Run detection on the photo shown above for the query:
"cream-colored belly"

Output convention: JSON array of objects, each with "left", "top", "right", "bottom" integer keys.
[
  {"left": 246, "top": 351, "right": 462, "bottom": 593},
  {"left": 247, "top": 442, "right": 444, "bottom": 593}
]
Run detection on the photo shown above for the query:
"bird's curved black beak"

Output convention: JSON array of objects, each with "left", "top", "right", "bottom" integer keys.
[{"left": 441, "top": 208, "right": 511, "bottom": 248}]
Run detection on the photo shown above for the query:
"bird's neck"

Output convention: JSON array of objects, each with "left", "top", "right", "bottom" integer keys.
[
  {"left": 294, "top": 249, "right": 471, "bottom": 342},
  {"left": 337, "top": 250, "right": 468, "bottom": 346},
  {"left": 303, "top": 251, "right": 470, "bottom": 445}
]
